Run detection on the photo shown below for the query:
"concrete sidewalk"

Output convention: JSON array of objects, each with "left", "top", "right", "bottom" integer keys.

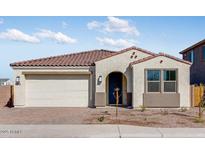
[{"left": 0, "top": 124, "right": 205, "bottom": 138}]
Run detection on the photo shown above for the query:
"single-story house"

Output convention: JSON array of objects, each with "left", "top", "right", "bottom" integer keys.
[{"left": 10, "top": 47, "right": 191, "bottom": 108}]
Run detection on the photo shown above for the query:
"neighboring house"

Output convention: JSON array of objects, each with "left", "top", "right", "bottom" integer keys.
[
  {"left": 10, "top": 47, "right": 191, "bottom": 108},
  {"left": 0, "top": 78, "right": 12, "bottom": 86},
  {"left": 180, "top": 39, "right": 205, "bottom": 84}
]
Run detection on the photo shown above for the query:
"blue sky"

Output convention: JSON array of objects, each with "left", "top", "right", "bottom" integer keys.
[{"left": 0, "top": 16, "right": 205, "bottom": 79}]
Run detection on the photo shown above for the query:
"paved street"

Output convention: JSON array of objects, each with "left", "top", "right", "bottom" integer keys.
[{"left": 0, "top": 124, "right": 205, "bottom": 138}]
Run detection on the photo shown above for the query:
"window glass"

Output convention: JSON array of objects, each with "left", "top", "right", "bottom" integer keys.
[
  {"left": 164, "top": 82, "right": 176, "bottom": 92},
  {"left": 147, "top": 70, "right": 160, "bottom": 92},
  {"left": 148, "top": 82, "right": 160, "bottom": 92},
  {"left": 164, "top": 70, "right": 176, "bottom": 81},
  {"left": 147, "top": 70, "right": 160, "bottom": 81},
  {"left": 163, "top": 70, "right": 177, "bottom": 92},
  {"left": 146, "top": 70, "right": 177, "bottom": 93},
  {"left": 187, "top": 50, "right": 194, "bottom": 63}
]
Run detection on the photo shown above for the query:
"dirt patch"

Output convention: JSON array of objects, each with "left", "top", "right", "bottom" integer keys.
[
  {"left": 83, "top": 107, "right": 205, "bottom": 128},
  {"left": 0, "top": 107, "right": 205, "bottom": 127}
]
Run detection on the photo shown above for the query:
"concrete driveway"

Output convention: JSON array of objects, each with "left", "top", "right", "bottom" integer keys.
[
  {"left": 0, "top": 107, "right": 93, "bottom": 124},
  {"left": 0, "top": 124, "right": 205, "bottom": 138}
]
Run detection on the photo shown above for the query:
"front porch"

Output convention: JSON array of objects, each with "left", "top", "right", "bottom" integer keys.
[{"left": 95, "top": 71, "right": 132, "bottom": 108}]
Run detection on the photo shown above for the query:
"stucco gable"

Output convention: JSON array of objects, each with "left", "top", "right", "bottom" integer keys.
[
  {"left": 95, "top": 46, "right": 156, "bottom": 63},
  {"left": 130, "top": 52, "right": 192, "bottom": 67},
  {"left": 95, "top": 46, "right": 156, "bottom": 65}
]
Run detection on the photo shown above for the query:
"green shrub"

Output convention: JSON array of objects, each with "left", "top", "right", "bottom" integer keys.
[
  {"left": 97, "top": 116, "right": 105, "bottom": 122},
  {"left": 194, "top": 117, "right": 204, "bottom": 123},
  {"left": 139, "top": 105, "right": 146, "bottom": 112},
  {"left": 104, "top": 111, "right": 108, "bottom": 114}
]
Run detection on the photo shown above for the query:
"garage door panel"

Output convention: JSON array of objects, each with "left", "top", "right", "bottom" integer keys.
[
  {"left": 25, "top": 74, "right": 89, "bottom": 107},
  {"left": 27, "top": 92, "right": 88, "bottom": 100},
  {"left": 27, "top": 81, "right": 88, "bottom": 92}
]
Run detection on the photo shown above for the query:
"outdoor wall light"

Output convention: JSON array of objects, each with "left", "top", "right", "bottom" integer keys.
[
  {"left": 98, "top": 75, "right": 102, "bottom": 82},
  {"left": 15, "top": 76, "right": 20, "bottom": 85}
]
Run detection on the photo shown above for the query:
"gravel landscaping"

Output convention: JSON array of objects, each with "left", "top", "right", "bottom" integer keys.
[
  {"left": 85, "top": 107, "right": 205, "bottom": 128},
  {"left": 0, "top": 107, "right": 204, "bottom": 127}
]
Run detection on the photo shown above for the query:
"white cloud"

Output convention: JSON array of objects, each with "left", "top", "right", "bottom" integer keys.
[
  {"left": 106, "top": 17, "right": 139, "bottom": 36},
  {"left": 62, "top": 21, "right": 68, "bottom": 29},
  {"left": 35, "top": 29, "right": 77, "bottom": 44},
  {"left": 0, "top": 29, "right": 40, "bottom": 43},
  {"left": 96, "top": 37, "right": 136, "bottom": 48},
  {"left": 87, "top": 16, "right": 139, "bottom": 36},
  {"left": 0, "top": 18, "right": 4, "bottom": 25},
  {"left": 0, "top": 28, "right": 77, "bottom": 44},
  {"left": 87, "top": 21, "right": 102, "bottom": 30}
]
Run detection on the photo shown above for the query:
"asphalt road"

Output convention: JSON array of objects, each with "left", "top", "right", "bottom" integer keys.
[{"left": 0, "top": 124, "right": 205, "bottom": 138}]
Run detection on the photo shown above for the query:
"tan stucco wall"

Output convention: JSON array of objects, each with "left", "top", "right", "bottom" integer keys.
[
  {"left": 12, "top": 67, "right": 92, "bottom": 107},
  {"left": 132, "top": 56, "right": 191, "bottom": 108},
  {"left": 94, "top": 49, "right": 152, "bottom": 106},
  {"left": 143, "top": 93, "right": 180, "bottom": 107},
  {"left": 13, "top": 69, "right": 26, "bottom": 106},
  {"left": 95, "top": 49, "right": 152, "bottom": 93}
]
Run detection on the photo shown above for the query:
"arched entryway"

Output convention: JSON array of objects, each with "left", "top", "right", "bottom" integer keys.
[{"left": 106, "top": 72, "right": 127, "bottom": 106}]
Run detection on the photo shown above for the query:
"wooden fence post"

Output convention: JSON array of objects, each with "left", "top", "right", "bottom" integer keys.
[{"left": 190, "top": 85, "right": 194, "bottom": 107}]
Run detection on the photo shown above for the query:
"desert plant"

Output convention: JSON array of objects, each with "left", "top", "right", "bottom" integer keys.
[
  {"left": 104, "top": 111, "right": 108, "bottom": 114},
  {"left": 143, "top": 117, "right": 147, "bottom": 121},
  {"left": 139, "top": 105, "right": 146, "bottom": 112},
  {"left": 194, "top": 117, "right": 204, "bottom": 123},
  {"left": 97, "top": 116, "right": 105, "bottom": 122},
  {"left": 180, "top": 107, "right": 188, "bottom": 112},
  {"left": 102, "top": 110, "right": 110, "bottom": 115}
]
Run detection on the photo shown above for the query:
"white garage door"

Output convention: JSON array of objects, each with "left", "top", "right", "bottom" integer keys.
[{"left": 25, "top": 74, "right": 89, "bottom": 107}]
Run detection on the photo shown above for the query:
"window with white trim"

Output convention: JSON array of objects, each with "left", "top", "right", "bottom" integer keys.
[
  {"left": 163, "top": 70, "right": 177, "bottom": 92},
  {"left": 147, "top": 70, "right": 161, "bottom": 92},
  {"left": 146, "top": 69, "right": 177, "bottom": 93}
]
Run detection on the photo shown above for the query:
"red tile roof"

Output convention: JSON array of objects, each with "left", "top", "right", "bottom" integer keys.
[
  {"left": 130, "top": 52, "right": 192, "bottom": 66},
  {"left": 10, "top": 49, "right": 116, "bottom": 67},
  {"left": 11, "top": 47, "right": 189, "bottom": 68},
  {"left": 130, "top": 55, "right": 156, "bottom": 65},
  {"left": 11, "top": 46, "right": 157, "bottom": 67}
]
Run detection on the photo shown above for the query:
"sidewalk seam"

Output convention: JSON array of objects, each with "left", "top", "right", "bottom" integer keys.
[
  {"left": 157, "top": 128, "right": 164, "bottom": 138},
  {"left": 117, "top": 125, "right": 122, "bottom": 138}
]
